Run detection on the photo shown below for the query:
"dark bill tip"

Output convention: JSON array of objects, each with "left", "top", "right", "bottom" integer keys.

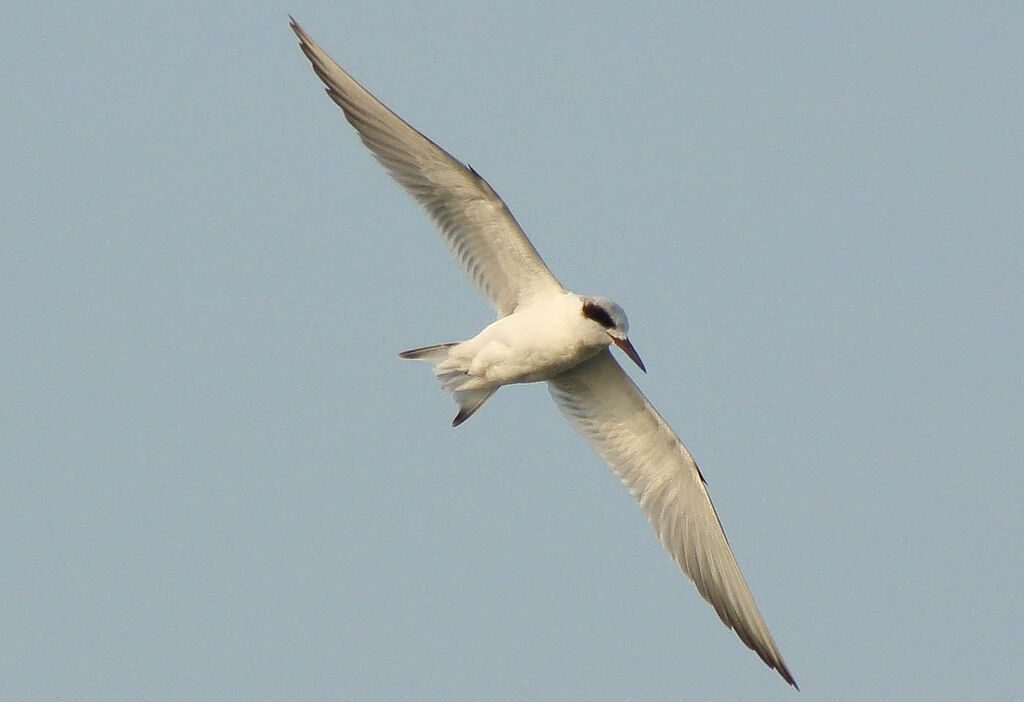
[{"left": 612, "top": 336, "right": 646, "bottom": 373}]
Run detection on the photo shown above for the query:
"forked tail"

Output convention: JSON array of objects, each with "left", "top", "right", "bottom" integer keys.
[
  {"left": 398, "top": 343, "right": 456, "bottom": 362},
  {"left": 399, "top": 343, "right": 496, "bottom": 426}
]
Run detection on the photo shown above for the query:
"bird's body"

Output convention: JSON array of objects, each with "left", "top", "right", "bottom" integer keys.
[
  {"left": 422, "top": 294, "right": 609, "bottom": 384},
  {"left": 403, "top": 293, "right": 641, "bottom": 424},
  {"left": 291, "top": 18, "right": 797, "bottom": 688}
]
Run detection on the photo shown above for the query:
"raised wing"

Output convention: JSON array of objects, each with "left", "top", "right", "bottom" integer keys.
[
  {"left": 548, "top": 350, "right": 796, "bottom": 687},
  {"left": 291, "top": 19, "right": 565, "bottom": 315}
]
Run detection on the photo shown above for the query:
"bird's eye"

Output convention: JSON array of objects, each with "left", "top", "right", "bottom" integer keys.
[{"left": 582, "top": 301, "right": 615, "bottom": 329}]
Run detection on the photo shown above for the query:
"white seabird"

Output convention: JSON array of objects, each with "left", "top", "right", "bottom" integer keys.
[{"left": 291, "top": 18, "right": 796, "bottom": 688}]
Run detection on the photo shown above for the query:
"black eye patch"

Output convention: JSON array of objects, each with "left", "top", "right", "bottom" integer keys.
[{"left": 582, "top": 300, "right": 615, "bottom": 329}]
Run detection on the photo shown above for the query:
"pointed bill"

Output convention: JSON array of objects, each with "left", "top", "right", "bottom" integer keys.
[{"left": 612, "top": 336, "right": 646, "bottom": 373}]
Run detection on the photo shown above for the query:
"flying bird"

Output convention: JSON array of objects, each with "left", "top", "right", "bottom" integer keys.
[{"left": 290, "top": 18, "right": 796, "bottom": 688}]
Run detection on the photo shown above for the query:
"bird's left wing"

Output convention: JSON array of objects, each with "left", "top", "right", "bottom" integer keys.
[
  {"left": 290, "top": 19, "right": 565, "bottom": 316},
  {"left": 547, "top": 350, "right": 796, "bottom": 687}
]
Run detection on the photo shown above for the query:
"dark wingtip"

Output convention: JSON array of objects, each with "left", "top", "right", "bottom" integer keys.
[
  {"left": 775, "top": 662, "right": 798, "bottom": 689},
  {"left": 452, "top": 411, "right": 469, "bottom": 427}
]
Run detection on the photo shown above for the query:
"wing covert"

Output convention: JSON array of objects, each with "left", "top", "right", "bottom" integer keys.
[
  {"left": 291, "top": 19, "right": 564, "bottom": 315},
  {"left": 548, "top": 350, "right": 796, "bottom": 687}
]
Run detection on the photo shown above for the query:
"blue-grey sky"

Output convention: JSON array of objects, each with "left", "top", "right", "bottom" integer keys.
[{"left": 4, "top": 2, "right": 1022, "bottom": 700}]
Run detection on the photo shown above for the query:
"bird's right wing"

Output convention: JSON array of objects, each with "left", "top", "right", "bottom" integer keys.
[
  {"left": 291, "top": 19, "right": 565, "bottom": 316},
  {"left": 548, "top": 350, "right": 796, "bottom": 687}
]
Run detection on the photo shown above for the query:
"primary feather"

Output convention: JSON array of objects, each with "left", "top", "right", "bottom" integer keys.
[{"left": 291, "top": 19, "right": 564, "bottom": 316}]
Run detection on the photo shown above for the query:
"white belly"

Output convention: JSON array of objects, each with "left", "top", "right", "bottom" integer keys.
[{"left": 440, "top": 294, "right": 609, "bottom": 389}]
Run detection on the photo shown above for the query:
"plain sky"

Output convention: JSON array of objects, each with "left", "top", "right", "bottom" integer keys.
[{"left": 4, "top": 2, "right": 1022, "bottom": 700}]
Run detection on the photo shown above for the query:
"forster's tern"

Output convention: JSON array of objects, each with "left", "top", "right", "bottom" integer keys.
[{"left": 291, "top": 19, "right": 796, "bottom": 687}]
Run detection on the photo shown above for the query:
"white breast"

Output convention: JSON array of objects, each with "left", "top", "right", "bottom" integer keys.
[{"left": 455, "top": 294, "right": 608, "bottom": 386}]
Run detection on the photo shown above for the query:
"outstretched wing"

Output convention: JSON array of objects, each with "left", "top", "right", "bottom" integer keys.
[
  {"left": 291, "top": 19, "right": 565, "bottom": 315},
  {"left": 548, "top": 350, "right": 797, "bottom": 687}
]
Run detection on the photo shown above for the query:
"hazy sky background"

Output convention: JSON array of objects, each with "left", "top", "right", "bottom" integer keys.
[{"left": 4, "top": 2, "right": 1022, "bottom": 700}]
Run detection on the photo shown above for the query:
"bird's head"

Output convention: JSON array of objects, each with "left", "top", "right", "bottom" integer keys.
[{"left": 581, "top": 297, "right": 646, "bottom": 372}]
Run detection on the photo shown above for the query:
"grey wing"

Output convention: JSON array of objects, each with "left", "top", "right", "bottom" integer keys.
[
  {"left": 548, "top": 350, "right": 797, "bottom": 687},
  {"left": 291, "top": 19, "right": 565, "bottom": 316}
]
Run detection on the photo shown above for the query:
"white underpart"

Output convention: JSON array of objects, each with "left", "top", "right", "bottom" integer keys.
[{"left": 440, "top": 293, "right": 611, "bottom": 390}]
